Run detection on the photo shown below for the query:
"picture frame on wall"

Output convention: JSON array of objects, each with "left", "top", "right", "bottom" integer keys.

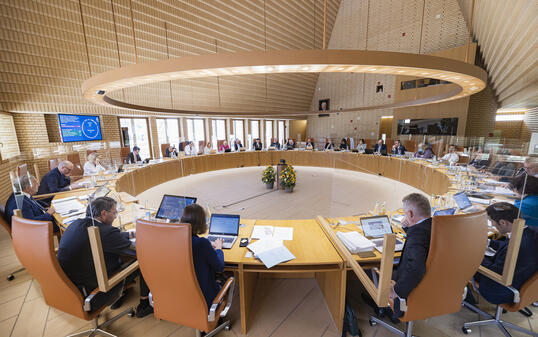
[{"left": 319, "top": 99, "right": 330, "bottom": 111}]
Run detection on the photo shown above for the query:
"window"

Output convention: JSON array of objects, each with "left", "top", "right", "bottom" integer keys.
[
  {"left": 211, "top": 119, "right": 226, "bottom": 148},
  {"left": 119, "top": 118, "right": 151, "bottom": 159},
  {"left": 186, "top": 118, "right": 205, "bottom": 151},
  {"left": 0, "top": 113, "right": 20, "bottom": 160},
  {"left": 265, "top": 120, "right": 273, "bottom": 146},
  {"left": 156, "top": 118, "right": 180, "bottom": 148},
  {"left": 278, "top": 120, "right": 285, "bottom": 145},
  {"left": 233, "top": 120, "right": 244, "bottom": 145},
  {"left": 250, "top": 120, "right": 260, "bottom": 140}
]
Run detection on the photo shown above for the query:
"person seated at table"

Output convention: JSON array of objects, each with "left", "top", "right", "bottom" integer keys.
[
  {"left": 389, "top": 193, "right": 432, "bottom": 317},
  {"left": 510, "top": 174, "right": 538, "bottom": 227},
  {"left": 180, "top": 203, "right": 224, "bottom": 309},
  {"left": 441, "top": 144, "right": 459, "bottom": 164},
  {"left": 305, "top": 138, "right": 315, "bottom": 150},
  {"left": 356, "top": 139, "right": 366, "bottom": 153},
  {"left": 391, "top": 140, "right": 406, "bottom": 155},
  {"left": 184, "top": 141, "right": 197, "bottom": 156},
  {"left": 5, "top": 175, "right": 59, "bottom": 232},
  {"left": 233, "top": 139, "right": 243, "bottom": 151},
  {"left": 165, "top": 144, "right": 178, "bottom": 158},
  {"left": 324, "top": 138, "right": 333, "bottom": 150},
  {"left": 126, "top": 146, "right": 142, "bottom": 164},
  {"left": 514, "top": 156, "right": 538, "bottom": 178},
  {"left": 269, "top": 138, "right": 280, "bottom": 150},
  {"left": 219, "top": 140, "right": 230, "bottom": 152},
  {"left": 373, "top": 139, "right": 387, "bottom": 155},
  {"left": 84, "top": 152, "right": 106, "bottom": 176},
  {"left": 473, "top": 202, "right": 538, "bottom": 304},
  {"left": 57, "top": 197, "right": 154, "bottom": 318},
  {"left": 37, "top": 160, "right": 83, "bottom": 196},
  {"left": 413, "top": 143, "right": 434, "bottom": 159},
  {"left": 339, "top": 138, "right": 348, "bottom": 151},
  {"left": 253, "top": 138, "right": 263, "bottom": 151},
  {"left": 468, "top": 147, "right": 490, "bottom": 169},
  {"left": 285, "top": 138, "right": 295, "bottom": 150},
  {"left": 203, "top": 142, "right": 214, "bottom": 154}
]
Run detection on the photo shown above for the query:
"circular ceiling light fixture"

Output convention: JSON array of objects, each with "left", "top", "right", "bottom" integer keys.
[{"left": 82, "top": 49, "right": 487, "bottom": 116}]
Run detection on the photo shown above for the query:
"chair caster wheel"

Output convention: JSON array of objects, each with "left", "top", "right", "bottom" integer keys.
[
  {"left": 369, "top": 319, "right": 377, "bottom": 327},
  {"left": 7, "top": 274, "right": 15, "bottom": 281},
  {"left": 225, "top": 324, "right": 231, "bottom": 331},
  {"left": 128, "top": 309, "right": 135, "bottom": 317},
  {"left": 462, "top": 326, "right": 471, "bottom": 334}
]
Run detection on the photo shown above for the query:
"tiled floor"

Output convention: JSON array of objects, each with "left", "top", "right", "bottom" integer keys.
[{"left": 1, "top": 228, "right": 536, "bottom": 337}]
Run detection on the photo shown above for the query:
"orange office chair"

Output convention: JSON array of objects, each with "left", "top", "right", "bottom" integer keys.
[
  {"left": 11, "top": 215, "right": 134, "bottom": 337},
  {"left": 462, "top": 272, "right": 538, "bottom": 336},
  {"left": 0, "top": 203, "right": 25, "bottom": 281},
  {"left": 369, "top": 212, "right": 488, "bottom": 336},
  {"left": 136, "top": 219, "right": 235, "bottom": 336},
  {"left": 48, "top": 158, "right": 59, "bottom": 171}
]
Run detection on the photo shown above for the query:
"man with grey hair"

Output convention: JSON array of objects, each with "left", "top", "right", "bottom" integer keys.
[
  {"left": 390, "top": 193, "right": 432, "bottom": 317},
  {"left": 4, "top": 175, "right": 58, "bottom": 232},
  {"left": 37, "top": 160, "right": 84, "bottom": 197},
  {"left": 57, "top": 197, "right": 153, "bottom": 318}
]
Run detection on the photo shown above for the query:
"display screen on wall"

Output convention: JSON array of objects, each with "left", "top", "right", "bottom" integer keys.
[
  {"left": 58, "top": 114, "right": 103, "bottom": 142},
  {"left": 397, "top": 118, "right": 458, "bottom": 135}
]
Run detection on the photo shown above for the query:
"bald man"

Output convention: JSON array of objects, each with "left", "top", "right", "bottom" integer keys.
[{"left": 37, "top": 160, "right": 83, "bottom": 196}]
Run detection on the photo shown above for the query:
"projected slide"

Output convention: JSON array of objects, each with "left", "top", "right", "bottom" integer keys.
[{"left": 58, "top": 114, "right": 102, "bottom": 142}]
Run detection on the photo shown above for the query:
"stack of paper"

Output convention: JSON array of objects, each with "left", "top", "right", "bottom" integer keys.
[
  {"left": 247, "top": 238, "right": 295, "bottom": 268},
  {"left": 337, "top": 231, "right": 375, "bottom": 254},
  {"left": 52, "top": 197, "right": 86, "bottom": 217},
  {"left": 251, "top": 226, "right": 294, "bottom": 240}
]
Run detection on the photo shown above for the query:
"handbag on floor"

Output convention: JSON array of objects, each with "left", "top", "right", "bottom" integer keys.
[{"left": 341, "top": 301, "right": 361, "bottom": 337}]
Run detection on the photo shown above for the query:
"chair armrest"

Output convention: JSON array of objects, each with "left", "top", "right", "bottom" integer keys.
[
  {"left": 208, "top": 277, "right": 235, "bottom": 323},
  {"left": 507, "top": 286, "right": 520, "bottom": 303},
  {"left": 83, "top": 288, "right": 101, "bottom": 312}
]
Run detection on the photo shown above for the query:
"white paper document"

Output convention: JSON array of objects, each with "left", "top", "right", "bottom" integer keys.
[
  {"left": 251, "top": 226, "right": 293, "bottom": 240},
  {"left": 52, "top": 198, "right": 87, "bottom": 217},
  {"left": 247, "top": 238, "right": 295, "bottom": 268},
  {"left": 337, "top": 231, "right": 375, "bottom": 254}
]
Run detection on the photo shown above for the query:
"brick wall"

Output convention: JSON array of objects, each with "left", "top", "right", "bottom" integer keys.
[{"left": 465, "top": 83, "right": 498, "bottom": 137}]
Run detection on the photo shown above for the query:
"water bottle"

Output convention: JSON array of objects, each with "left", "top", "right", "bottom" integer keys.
[
  {"left": 381, "top": 201, "right": 386, "bottom": 215},
  {"left": 373, "top": 201, "right": 379, "bottom": 215}
]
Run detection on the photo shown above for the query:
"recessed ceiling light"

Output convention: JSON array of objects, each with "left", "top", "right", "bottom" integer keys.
[
  {"left": 421, "top": 72, "right": 429, "bottom": 75},
  {"left": 336, "top": 67, "right": 345, "bottom": 70},
  {"left": 231, "top": 69, "right": 240, "bottom": 73},
  {"left": 369, "top": 68, "right": 377, "bottom": 71},
  {"left": 301, "top": 66, "right": 310, "bottom": 71},
  {"left": 397, "top": 70, "right": 405, "bottom": 73},
  {"left": 265, "top": 66, "right": 274, "bottom": 71}
]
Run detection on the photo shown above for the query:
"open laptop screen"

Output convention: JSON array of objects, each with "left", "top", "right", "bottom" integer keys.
[
  {"left": 360, "top": 215, "right": 393, "bottom": 238},
  {"left": 155, "top": 195, "right": 197, "bottom": 221},
  {"left": 210, "top": 214, "right": 240, "bottom": 236},
  {"left": 92, "top": 185, "right": 110, "bottom": 199},
  {"left": 433, "top": 208, "right": 456, "bottom": 216},
  {"left": 453, "top": 192, "right": 472, "bottom": 210}
]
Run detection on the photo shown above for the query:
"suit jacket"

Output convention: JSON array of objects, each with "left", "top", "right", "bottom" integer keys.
[
  {"left": 126, "top": 152, "right": 141, "bottom": 163},
  {"left": 477, "top": 227, "right": 538, "bottom": 304},
  {"left": 392, "top": 145, "right": 407, "bottom": 155},
  {"left": 165, "top": 148, "right": 177, "bottom": 157},
  {"left": 324, "top": 143, "right": 333, "bottom": 150},
  {"left": 234, "top": 143, "right": 243, "bottom": 151},
  {"left": 393, "top": 217, "right": 432, "bottom": 299},
  {"left": 253, "top": 142, "right": 263, "bottom": 151},
  {"left": 270, "top": 142, "right": 280, "bottom": 149},
  {"left": 57, "top": 217, "right": 132, "bottom": 293},
  {"left": 192, "top": 235, "right": 225, "bottom": 308},
  {"left": 374, "top": 143, "right": 387, "bottom": 154},
  {"left": 37, "top": 167, "right": 70, "bottom": 195},
  {"left": 339, "top": 143, "right": 348, "bottom": 150},
  {"left": 4, "top": 193, "right": 58, "bottom": 232}
]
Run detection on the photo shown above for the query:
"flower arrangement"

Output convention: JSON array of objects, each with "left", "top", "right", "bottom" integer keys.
[
  {"left": 280, "top": 164, "right": 296, "bottom": 189},
  {"left": 261, "top": 165, "right": 275, "bottom": 184}
]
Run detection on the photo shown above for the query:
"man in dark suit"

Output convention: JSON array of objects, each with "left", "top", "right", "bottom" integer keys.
[
  {"left": 37, "top": 160, "right": 82, "bottom": 196},
  {"left": 391, "top": 140, "right": 407, "bottom": 155},
  {"left": 253, "top": 139, "right": 263, "bottom": 151},
  {"left": 374, "top": 139, "right": 387, "bottom": 155},
  {"left": 5, "top": 175, "right": 59, "bottom": 232},
  {"left": 390, "top": 193, "right": 432, "bottom": 317},
  {"left": 57, "top": 197, "right": 154, "bottom": 318},
  {"left": 126, "top": 146, "right": 142, "bottom": 163},
  {"left": 474, "top": 202, "right": 538, "bottom": 304},
  {"left": 164, "top": 144, "right": 178, "bottom": 158}
]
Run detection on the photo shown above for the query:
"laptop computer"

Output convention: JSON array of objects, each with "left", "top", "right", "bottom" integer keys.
[
  {"left": 89, "top": 185, "right": 110, "bottom": 201},
  {"left": 207, "top": 214, "right": 240, "bottom": 249},
  {"left": 155, "top": 195, "right": 197, "bottom": 222},
  {"left": 453, "top": 191, "right": 480, "bottom": 213},
  {"left": 360, "top": 215, "right": 404, "bottom": 251},
  {"left": 433, "top": 207, "right": 456, "bottom": 216}
]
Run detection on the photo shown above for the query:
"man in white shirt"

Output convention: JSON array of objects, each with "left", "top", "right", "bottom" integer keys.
[
  {"left": 184, "top": 141, "right": 196, "bottom": 156},
  {"left": 441, "top": 145, "right": 459, "bottom": 164}
]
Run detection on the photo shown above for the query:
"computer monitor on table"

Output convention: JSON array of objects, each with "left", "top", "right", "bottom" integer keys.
[{"left": 155, "top": 195, "right": 197, "bottom": 222}]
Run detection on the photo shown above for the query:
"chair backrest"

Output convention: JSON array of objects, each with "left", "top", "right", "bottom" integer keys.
[
  {"left": 67, "top": 152, "right": 81, "bottom": 166},
  {"left": 136, "top": 219, "right": 210, "bottom": 331},
  {"left": 11, "top": 216, "right": 88, "bottom": 319},
  {"left": 120, "top": 147, "right": 131, "bottom": 162},
  {"left": 161, "top": 143, "right": 170, "bottom": 157},
  {"left": 17, "top": 164, "right": 28, "bottom": 178},
  {"left": 198, "top": 140, "right": 206, "bottom": 149},
  {"left": 67, "top": 153, "right": 84, "bottom": 177},
  {"left": 0, "top": 203, "right": 11, "bottom": 237},
  {"left": 48, "top": 158, "right": 59, "bottom": 171},
  {"left": 402, "top": 212, "right": 488, "bottom": 322}
]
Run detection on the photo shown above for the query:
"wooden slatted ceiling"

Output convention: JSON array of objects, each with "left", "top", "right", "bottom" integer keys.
[
  {"left": 0, "top": 0, "right": 340, "bottom": 116},
  {"left": 457, "top": 0, "right": 537, "bottom": 109}
]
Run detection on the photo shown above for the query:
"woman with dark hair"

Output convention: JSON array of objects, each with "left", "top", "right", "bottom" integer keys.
[
  {"left": 339, "top": 138, "right": 349, "bottom": 150},
  {"left": 180, "top": 204, "right": 225, "bottom": 308},
  {"left": 510, "top": 175, "right": 538, "bottom": 227},
  {"left": 356, "top": 138, "right": 366, "bottom": 153}
]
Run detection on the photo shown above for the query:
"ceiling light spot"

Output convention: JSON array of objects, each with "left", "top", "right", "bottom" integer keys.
[{"left": 336, "top": 67, "right": 345, "bottom": 70}]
